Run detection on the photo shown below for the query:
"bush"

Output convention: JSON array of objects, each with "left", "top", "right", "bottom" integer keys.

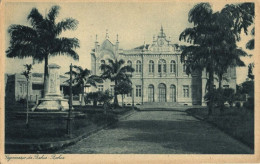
[
  {"left": 204, "top": 88, "right": 235, "bottom": 108},
  {"left": 223, "top": 88, "right": 235, "bottom": 106},
  {"left": 85, "top": 92, "right": 99, "bottom": 106},
  {"left": 18, "top": 98, "right": 26, "bottom": 104},
  {"left": 85, "top": 90, "right": 113, "bottom": 107},
  {"left": 243, "top": 97, "right": 254, "bottom": 110},
  {"left": 235, "top": 102, "right": 241, "bottom": 108}
]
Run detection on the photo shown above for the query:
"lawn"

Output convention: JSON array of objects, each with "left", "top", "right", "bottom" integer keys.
[
  {"left": 186, "top": 107, "right": 254, "bottom": 149},
  {"left": 5, "top": 106, "right": 132, "bottom": 144}
]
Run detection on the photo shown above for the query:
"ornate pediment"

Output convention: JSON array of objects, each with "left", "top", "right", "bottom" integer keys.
[{"left": 148, "top": 26, "right": 175, "bottom": 52}]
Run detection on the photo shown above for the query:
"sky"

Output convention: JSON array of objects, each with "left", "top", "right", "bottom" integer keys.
[{"left": 4, "top": 1, "right": 254, "bottom": 84}]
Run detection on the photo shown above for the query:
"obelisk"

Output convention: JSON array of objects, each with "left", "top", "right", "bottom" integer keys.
[{"left": 34, "top": 64, "right": 69, "bottom": 111}]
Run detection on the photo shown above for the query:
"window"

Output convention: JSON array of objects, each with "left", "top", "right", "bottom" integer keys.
[
  {"left": 170, "top": 60, "right": 176, "bottom": 74},
  {"left": 170, "top": 85, "right": 176, "bottom": 102},
  {"left": 127, "top": 89, "right": 132, "bottom": 97},
  {"left": 136, "top": 85, "right": 141, "bottom": 97},
  {"left": 110, "top": 85, "right": 114, "bottom": 96},
  {"left": 98, "top": 85, "right": 103, "bottom": 92},
  {"left": 32, "top": 84, "right": 44, "bottom": 90},
  {"left": 223, "top": 85, "right": 229, "bottom": 89},
  {"left": 148, "top": 84, "right": 154, "bottom": 102},
  {"left": 183, "top": 85, "right": 189, "bottom": 98},
  {"left": 183, "top": 63, "right": 186, "bottom": 73},
  {"left": 136, "top": 60, "right": 142, "bottom": 73},
  {"left": 19, "top": 83, "right": 23, "bottom": 93},
  {"left": 149, "top": 60, "right": 154, "bottom": 73},
  {"left": 158, "top": 59, "right": 166, "bottom": 73}
]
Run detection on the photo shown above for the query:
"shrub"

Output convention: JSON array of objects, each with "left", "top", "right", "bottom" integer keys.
[
  {"left": 223, "top": 88, "right": 235, "bottom": 106},
  {"left": 244, "top": 97, "right": 254, "bottom": 110},
  {"left": 235, "top": 102, "right": 241, "bottom": 108},
  {"left": 18, "top": 98, "right": 26, "bottom": 104},
  {"left": 204, "top": 89, "right": 225, "bottom": 107},
  {"left": 86, "top": 92, "right": 99, "bottom": 106}
]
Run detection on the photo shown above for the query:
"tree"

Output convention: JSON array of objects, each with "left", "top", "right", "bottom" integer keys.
[
  {"left": 223, "top": 88, "right": 235, "bottom": 107},
  {"left": 179, "top": 3, "right": 253, "bottom": 115},
  {"left": 22, "top": 64, "right": 32, "bottom": 128},
  {"left": 6, "top": 5, "right": 80, "bottom": 97},
  {"left": 97, "top": 90, "right": 113, "bottom": 109},
  {"left": 100, "top": 59, "right": 134, "bottom": 107},
  {"left": 86, "top": 92, "right": 100, "bottom": 107},
  {"left": 214, "top": 47, "right": 246, "bottom": 89},
  {"left": 65, "top": 65, "right": 103, "bottom": 106},
  {"left": 115, "top": 80, "right": 132, "bottom": 107}
]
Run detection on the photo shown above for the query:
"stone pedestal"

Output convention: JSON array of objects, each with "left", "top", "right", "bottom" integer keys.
[{"left": 34, "top": 64, "right": 70, "bottom": 111}]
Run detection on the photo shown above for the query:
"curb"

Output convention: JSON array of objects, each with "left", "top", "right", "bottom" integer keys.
[{"left": 5, "top": 109, "right": 136, "bottom": 154}]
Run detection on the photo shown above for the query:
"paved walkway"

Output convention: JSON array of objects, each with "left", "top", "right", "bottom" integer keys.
[{"left": 57, "top": 110, "right": 253, "bottom": 154}]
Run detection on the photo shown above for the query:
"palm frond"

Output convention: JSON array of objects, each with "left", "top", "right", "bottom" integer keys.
[
  {"left": 6, "top": 43, "right": 36, "bottom": 58},
  {"left": 120, "top": 65, "right": 134, "bottom": 73},
  {"left": 179, "top": 27, "right": 197, "bottom": 44},
  {"left": 48, "top": 5, "right": 60, "bottom": 23},
  {"left": 72, "top": 65, "right": 84, "bottom": 73},
  {"left": 188, "top": 3, "right": 213, "bottom": 25},
  {"left": 51, "top": 37, "right": 80, "bottom": 60},
  {"left": 246, "top": 39, "right": 254, "bottom": 50},
  {"left": 55, "top": 18, "right": 78, "bottom": 36},
  {"left": 8, "top": 25, "right": 37, "bottom": 45},
  {"left": 27, "top": 8, "right": 44, "bottom": 28}
]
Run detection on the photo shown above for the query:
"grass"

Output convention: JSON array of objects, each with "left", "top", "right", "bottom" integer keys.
[
  {"left": 5, "top": 105, "right": 131, "bottom": 144},
  {"left": 186, "top": 107, "right": 254, "bottom": 149}
]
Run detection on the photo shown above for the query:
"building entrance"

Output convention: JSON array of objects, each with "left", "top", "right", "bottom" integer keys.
[{"left": 158, "top": 83, "right": 166, "bottom": 102}]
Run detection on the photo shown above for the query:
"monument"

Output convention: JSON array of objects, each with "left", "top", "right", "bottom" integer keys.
[{"left": 33, "top": 64, "right": 69, "bottom": 111}]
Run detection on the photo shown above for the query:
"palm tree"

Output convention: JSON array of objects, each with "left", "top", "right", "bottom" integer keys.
[
  {"left": 6, "top": 5, "right": 80, "bottom": 97},
  {"left": 22, "top": 64, "right": 32, "bottom": 128},
  {"left": 66, "top": 65, "right": 103, "bottom": 106},
  {"left": 100, "top": 59, "right": 134, "bottom": 107},
  {"left": 179, "top": 3, "right": 253, "bottom": 115}
]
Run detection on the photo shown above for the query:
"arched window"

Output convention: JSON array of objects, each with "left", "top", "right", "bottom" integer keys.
[
  {"left": 127, "top": 60, "right": 132, "bottom": 66},
  {"left": 158, "top": 83, "right": 166, "bottom": 102},
  {"left": 148, "top": 84, "right": 154, "bottom": 102},
  {"left": 136, "top": 60, "right": 142, "bottom": 73},
  {"left": 170, "top": 85, "right": 176, "bottom": 102},
  {"left": 170, "top": 60, "right": 176, "bottom": 74},
  {"left": 149, "top": 60, "right": 154, "bottom": 73},
  {"left": 158, "top": 59, "right": 166, "bottom": 73}
]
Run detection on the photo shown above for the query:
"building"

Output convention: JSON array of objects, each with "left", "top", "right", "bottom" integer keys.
[
  {"left": 5, "top": 73, "right": 70, "bottom": 105},
  {"left": 90, "top": 27, "right": 236, "bottom": 106}
]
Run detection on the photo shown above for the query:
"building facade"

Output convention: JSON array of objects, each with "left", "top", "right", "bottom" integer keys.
[
  {"left": 5, "top": 73, "right": 69, "bottom": 105},
  {"left": 91, "top": 27, "right": 236, "bottom": 106}
]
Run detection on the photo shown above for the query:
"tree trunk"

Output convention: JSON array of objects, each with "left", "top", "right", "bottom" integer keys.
[
  {"left": 43, "top": 56, "right": 49, "bottom": 97},
  {"left": 81, "top": 83, "right": 84, "bottom": 106},
  {"left": 218, "top": 74, "right": 222, "bottom": 89},
  {"left": 26, "top": 79, "right": 29, "bottom": 128},
  {"left": 114, "top": 80, "right": 118, "bottom": 107},
  {"left": 208, "top": 65, "right": 214, "bottom": 116},
  {"left": 122, "top": 94, "right": 124, "bottom": 107},
  {"left": 218, "top": 74, "right": 224, "bottom": 114}
]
